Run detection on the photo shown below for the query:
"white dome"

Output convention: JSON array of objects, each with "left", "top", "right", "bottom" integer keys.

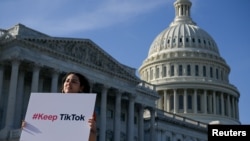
[
  {"left": 148, "top": 23, "right": 220, "bottom": 58},
  {"left": 139, "top": 0, "right": 240, "bottom": 125},
  {"left": 148, "top": 0, "right": 219, "bottom": 59}
]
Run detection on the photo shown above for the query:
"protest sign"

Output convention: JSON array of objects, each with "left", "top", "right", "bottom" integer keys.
[{"left": 20, "top": 92, "right": 96, "bottom": 141}]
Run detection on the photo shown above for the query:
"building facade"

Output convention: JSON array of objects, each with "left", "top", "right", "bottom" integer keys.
[
  {"left": 0, "top": 23, "right": 207, "bottom": 141},
  {"left": 0, "top": 22, "right": 160, "bottom": 141},
  {"left": 0, "top": 0, "right": 239, "bottom": 141}
]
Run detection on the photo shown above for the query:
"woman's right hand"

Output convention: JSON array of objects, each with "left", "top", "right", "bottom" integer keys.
[{"left": 21, "top": 120, "right": 26, "bottom": 129}]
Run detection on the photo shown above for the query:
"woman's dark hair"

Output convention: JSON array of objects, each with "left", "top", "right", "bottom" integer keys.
[{"left": 61, "top": 72, "right": 90, "bottom": 93}]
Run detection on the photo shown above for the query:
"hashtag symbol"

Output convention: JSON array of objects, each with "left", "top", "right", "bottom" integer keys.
[{"left": 32, "top": 113, "right": 38, "bottom": 120}]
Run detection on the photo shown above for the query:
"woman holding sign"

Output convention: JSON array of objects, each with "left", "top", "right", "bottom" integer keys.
[
  {"left": 61, "top": 72, "right": 97, "bottom": 141},
  {"left": 22, "top": 72, "right": 97, "bottom": 141}
]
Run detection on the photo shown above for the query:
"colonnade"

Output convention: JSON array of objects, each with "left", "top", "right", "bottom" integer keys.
[
  {"left": 157, "top": 89, "right": 239, "bottom": 119},
  {"left": 0, "top": 60, "right": 156, "bottom": 141}
]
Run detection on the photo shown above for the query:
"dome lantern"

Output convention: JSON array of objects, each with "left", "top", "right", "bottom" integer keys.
[{"left": 171, "top": 0, "right": 196, "bottom": 26}]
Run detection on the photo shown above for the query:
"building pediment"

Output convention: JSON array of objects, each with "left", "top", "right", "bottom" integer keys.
[{"left": 0, "top": 23, "right": 140, "bottom": 84}]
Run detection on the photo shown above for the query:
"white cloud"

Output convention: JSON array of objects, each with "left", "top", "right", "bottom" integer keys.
[{"left": 0, "top": 0, "right": 170, "bottom": 35}]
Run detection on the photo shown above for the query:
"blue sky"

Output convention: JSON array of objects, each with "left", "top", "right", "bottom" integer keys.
[{"left": 1, "top": 0, "right": 249, "bottom": 124}]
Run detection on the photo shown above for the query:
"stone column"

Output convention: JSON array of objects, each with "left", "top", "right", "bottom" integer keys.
[
  {"left": 173, "top": 89, "right": 177, "bottom": 113},
  {"left": 220, "top": 93, "right": 225, "bottom": 116},
  {"left": 150, "top": 108, "right": 155, "bottom": 141},
  {"left": 232, "top": 97, "right": 235, "bottom": 118},
  {"left": 99, "top": 85, "right": 108, "bottom": 141},
  {"left": 138, "top": 104, "right": 144, "bottom": 141},
  {"left": 5, "top": 60, "right": 20, "bottom": 130},
  {"left": 167, "top": 64, "right": 170, "bottom": 77},
  {"left": 0, "top": 63, "right": 4, "bottom": 127},
  {"left": 166, "top": 91, "right": 170, "bottom": 112},
  {"left": 208, "top": 94, "right": 212, "bottom": 114},
  {"left": 227, "top": 95, "right": 231, "bottom": 117},
  {"left": 114, "top": 90, "right": 122, "bottom": 141},
  {"left": 163, "top": 90, "right": 167, "bottom": 111},
  {"left": 0, "top": 63, "right": 4, "bottom": 101},
  {"left": 159, "top": 64, "right": 163, "bottom": 78},
  {"left": 236, "top": 98, "right": 239, "bottom": 119},
  {"left": 203, "top": 90, "right": 207, "bottom": 114},
  {"left": 51, "top": 70, "right": 59, "bottom": 92},
  {"left": 213, "top": 91, "right": 216, "bottom": 114},
  {"left": 184, "top": 89, "right": 187, "bottom": 113},
  {"left": 127, "top": 94, "right": 135, "bottom": 141},
  {"left": 15, "top": 70, "right": 25, "bottom": 128},
  {"left": 158, "top": 93, "right": 163, "bottom": 109},
  {"left": 31, "top": 64, "right": 41, "bottom": 93},
  {"left": 194, "top": 89, "right": 197, "bottom": 114}
]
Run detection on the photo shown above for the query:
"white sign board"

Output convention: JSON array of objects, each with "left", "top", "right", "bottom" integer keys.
[{"left": 20, "top": 92, "right": 96, "bottom": 141}]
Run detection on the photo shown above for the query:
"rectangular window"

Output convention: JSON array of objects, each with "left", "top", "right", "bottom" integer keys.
[
  {"left": 197, "top": 95, "right": 201, "bottom": 111},
  {"left": 187, "top": 65, "right": 191, "bottom": 76},
  {"left": 171, "top": 65, "right": 175, "bottom": 76},
  {"left": 178, "top": 65, "right": 183, "bottom": 76},
  {"left": 210, "top": 67, "right": 213, "bottom": 78},
  {"left": 179, "top": 95, "right": 183, "bottom": 109},
  {"left": 163, "top": 66, "right": 167, "bottom": 77},
  {"left": 195, "top": 65, "right": 199, "bottom": 76},
  {"left": 170, "top": 95, "right": 174, "bottom": 110},
  {"left": 192, "top": 38, "right": 195, "bottom": 42},
  {"left": 216, "top": 68, "right": 219, "bottom": 79},
  {"left": 203, "top": 66, "right": 206, "bottom": 77}
]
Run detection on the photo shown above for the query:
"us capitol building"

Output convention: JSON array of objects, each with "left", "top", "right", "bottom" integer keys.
[{"left": 0, "top": 0, "right": 240, "bottom": 141}]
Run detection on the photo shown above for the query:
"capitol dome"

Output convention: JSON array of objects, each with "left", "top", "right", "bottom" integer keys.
[
  {"left": 139, "top": 0, "right": 240, "bottom": 124},
  {"left": 148, "top": 23, "right": 220, "bottom": 58},
  {"left": 148, "top": 0, "right": 220, "bottom": 61}
]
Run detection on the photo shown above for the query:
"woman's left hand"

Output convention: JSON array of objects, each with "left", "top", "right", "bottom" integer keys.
[{"left": 88, "top": 117, "right": 96, "bottom": 134}]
